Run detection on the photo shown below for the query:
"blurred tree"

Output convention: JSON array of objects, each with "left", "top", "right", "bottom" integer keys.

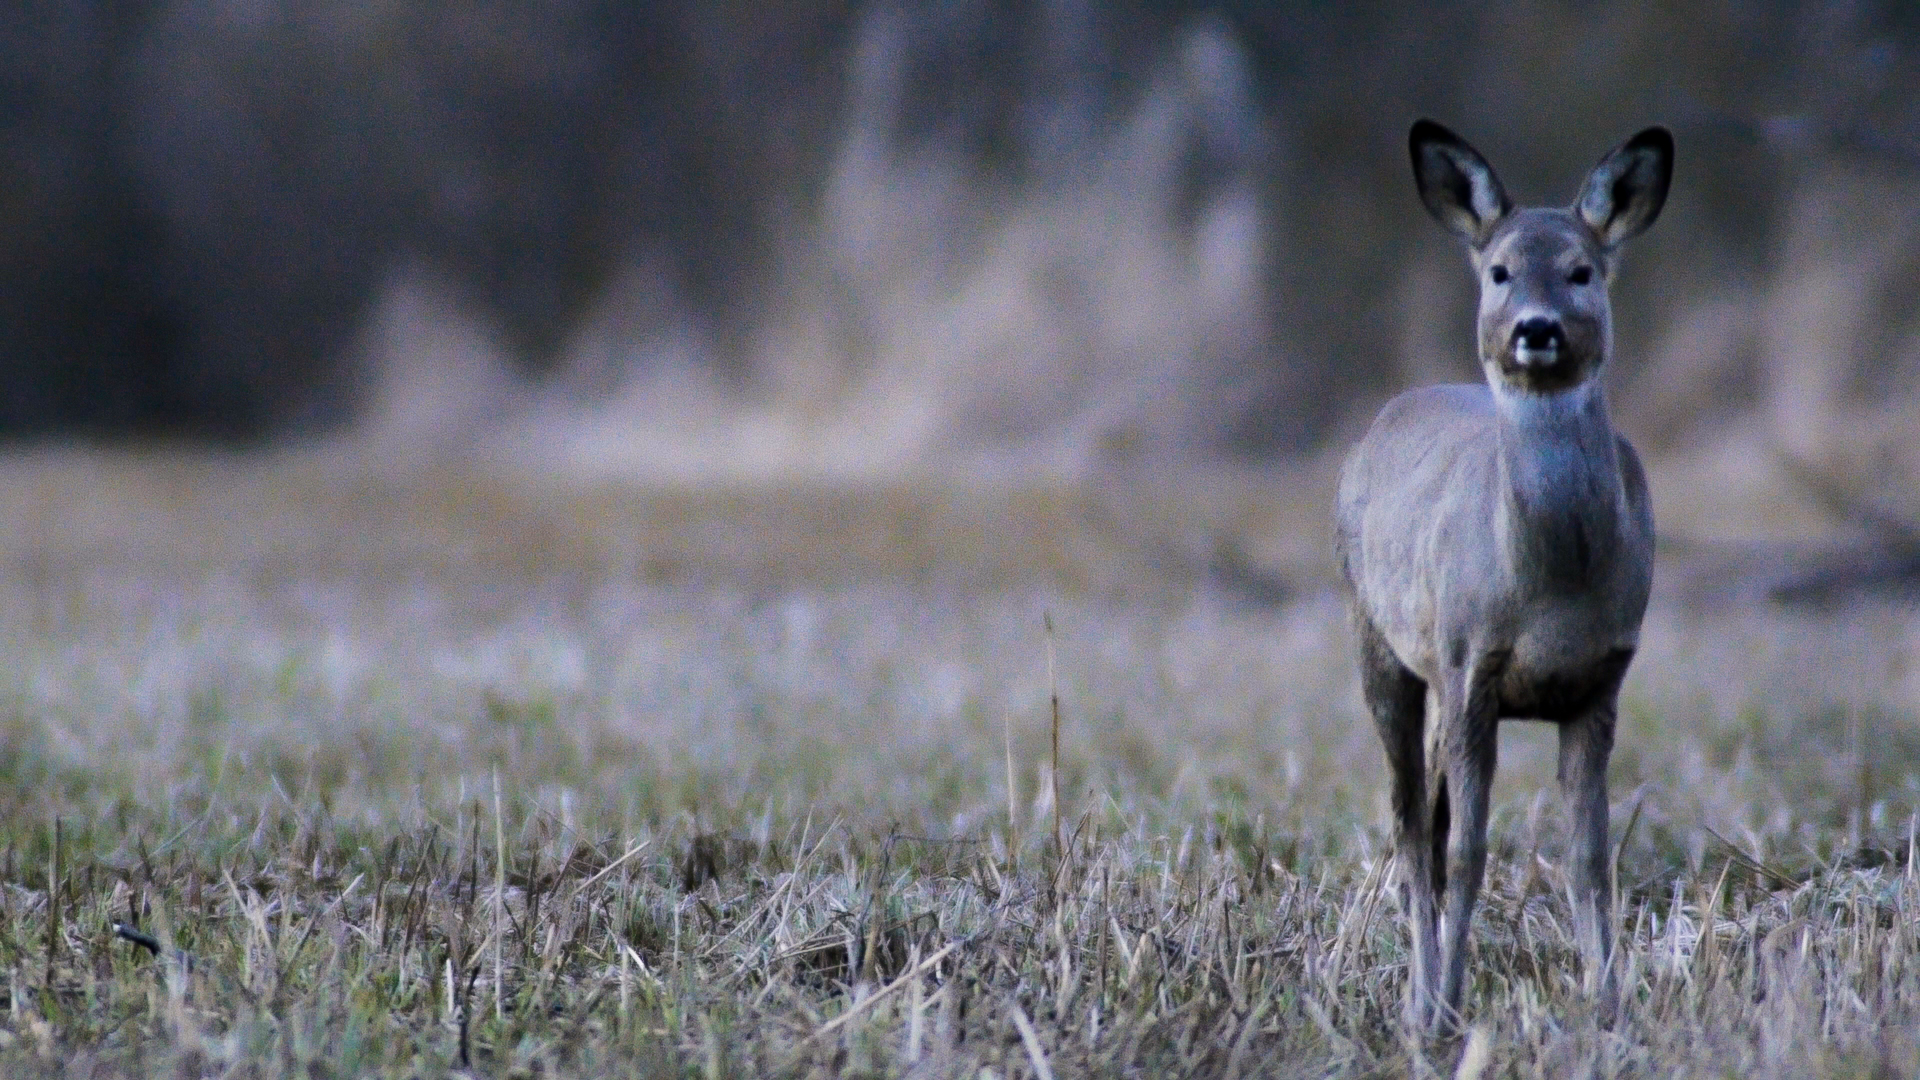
[{"left": 0, "top": 0, "right": 1911, "bottom": 461}]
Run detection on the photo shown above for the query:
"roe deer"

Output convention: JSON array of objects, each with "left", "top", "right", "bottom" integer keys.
[{"left": 1334, "top": 119, "right": 1672, "bottom": 1030}]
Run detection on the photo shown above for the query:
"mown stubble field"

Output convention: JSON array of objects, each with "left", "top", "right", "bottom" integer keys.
[{"left": 0, "top": 450, "right": 1917, "bottom": 1077}]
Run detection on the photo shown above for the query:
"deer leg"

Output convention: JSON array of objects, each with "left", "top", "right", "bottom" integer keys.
[
  {"left": 1356, "top": 614, "right": 1437, "bottom": 1028},
  {"left": 1559, "top": 693, "right": 1620, "bottom": 1019},
  {"left": 1436, "top": 652, "right": 1504, "bottom": 1029}
]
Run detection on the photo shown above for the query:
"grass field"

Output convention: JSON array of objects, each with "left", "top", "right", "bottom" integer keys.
[{"left": 1, "top": 450, "right": 1918, "bottom": 1077}]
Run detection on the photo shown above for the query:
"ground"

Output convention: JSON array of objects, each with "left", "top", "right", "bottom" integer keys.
[{"left": 0, "top": 448, "right": 1917, "bottom": 1077}]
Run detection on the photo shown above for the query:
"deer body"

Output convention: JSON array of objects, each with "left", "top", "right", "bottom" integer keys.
[
  {"left": 1351, "top": 380, "right": 1651, "bottom": 691},
  {"left": 1335, "top": 121, "right": 1672, "bottom": 1029}
]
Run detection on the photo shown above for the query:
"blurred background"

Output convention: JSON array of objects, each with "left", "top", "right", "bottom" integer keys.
[{"left": 2, "top": 0, "right": 1918, "bottom": 540}]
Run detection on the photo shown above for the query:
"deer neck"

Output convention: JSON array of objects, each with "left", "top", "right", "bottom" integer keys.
[{"left": 1490, "top": 379, "right": 1625, "bottom": 590}]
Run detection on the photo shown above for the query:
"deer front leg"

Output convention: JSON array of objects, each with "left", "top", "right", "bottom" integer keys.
[
  {"left": 1436, "top": 653, "right": 1504, "bottom": 1030},
  {"left": 1384, "top": 713, "right": 1442, "bottom": 1030},
  {"left": 1558, "top": 695, "right": 1619, "bottom": 1019},
  {"left": 1356, "top": 615, "right": 1439, "bottom": 1028}
]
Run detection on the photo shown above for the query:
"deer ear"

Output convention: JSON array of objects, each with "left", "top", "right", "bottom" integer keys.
[
  {"left": 1575, "top": 127, "right": 1673, "bottom": 248},
  {"left": 1410, "top": 119, "right": 1511, "bottom": 247}
]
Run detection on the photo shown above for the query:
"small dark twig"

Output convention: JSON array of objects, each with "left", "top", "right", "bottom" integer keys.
[
  {"left": 111, "top": 919, "right": 195, "bottom": 971},
  {"left": 458, "top": 962, "right": 483, "bottom": 1069},
  {"left": 1702, "top": 825, "right": 1800, "bottom": 892},
  {"left": 45, "top": 817, "right": 62, "bottom": 991},
  {"left": 112, "top": 922, "right": 162, "bottom": 956},
  {"left": 1048, "top": 808, "right": 1096, "bottom": 900},
  {"left": 1044, "top": 613, "right": 1063, "bottom": 871}
]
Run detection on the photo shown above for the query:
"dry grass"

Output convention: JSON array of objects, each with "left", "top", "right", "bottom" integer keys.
[{"left": 1, "top": 451, "right": 1918, "bottom": 1077}]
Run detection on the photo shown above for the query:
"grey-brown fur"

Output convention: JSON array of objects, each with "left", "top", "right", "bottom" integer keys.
[{"left": 1335, "top": 119, "right": 1672, "bottom": 1030}]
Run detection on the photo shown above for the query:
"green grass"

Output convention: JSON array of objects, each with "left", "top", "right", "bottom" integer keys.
[{"left": 1, "top": 453, "right": 1918, "bottom": 1076}]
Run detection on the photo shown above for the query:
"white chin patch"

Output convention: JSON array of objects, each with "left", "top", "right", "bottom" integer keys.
[{"left": 1513, "top": 345, "right": 1560, "bottom": 368}]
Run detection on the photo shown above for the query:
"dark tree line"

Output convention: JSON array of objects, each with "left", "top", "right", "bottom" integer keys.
[{"left": 1, "top": 1, "right": 1914, "bottom": 448}]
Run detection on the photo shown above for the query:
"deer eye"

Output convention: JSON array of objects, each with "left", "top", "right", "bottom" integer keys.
[
  {"left": 1489, "top": 265, "right": 1510, "bottom": 285},
  {"left": 1568, "top": 266, "right": 1593, "bottom": 285}
]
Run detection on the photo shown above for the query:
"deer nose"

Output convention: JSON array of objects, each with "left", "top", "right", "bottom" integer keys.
[{"left": 1511, "top": 317, "right": 1565, "bottom": 354}]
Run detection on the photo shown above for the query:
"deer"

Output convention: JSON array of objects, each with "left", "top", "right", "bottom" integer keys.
[{"left": 1334, "top": 119, "right": 1672, "bottom": 1031}]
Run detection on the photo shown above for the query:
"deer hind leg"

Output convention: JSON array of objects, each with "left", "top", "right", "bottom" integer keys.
[
  {"left": 1354, "top": 613, "right": 1438, "bottom": 1027},
  {"left": 1436, "top": 650, "right": 1507, "bottom": 1030}
]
